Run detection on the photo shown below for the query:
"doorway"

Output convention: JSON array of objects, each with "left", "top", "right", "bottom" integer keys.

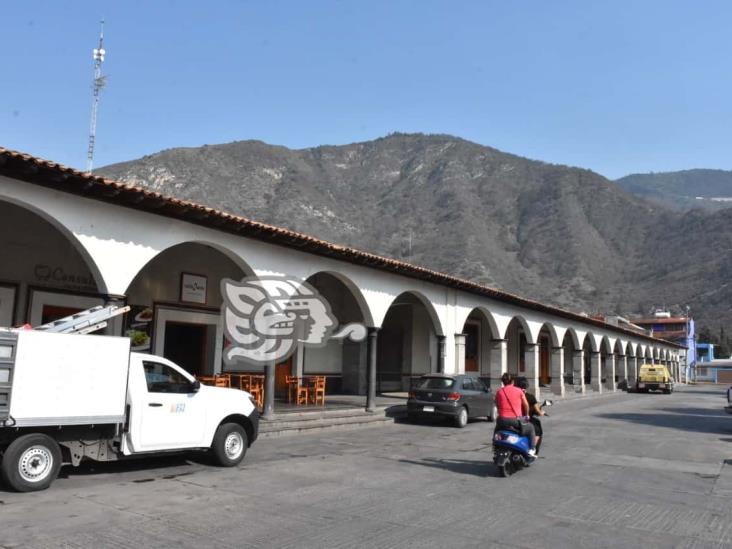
[
  {"left": 539, "top": 336, "right": 550, "bottom": 385},
  {"left": 153, "top": 306, "right": 223, "bottom": 377},
  {"left": 163, "top": 322, "right": 210, "bottom": 377},
  {"left": 464, "top": 322, "right": 479, "bottom": 372}
]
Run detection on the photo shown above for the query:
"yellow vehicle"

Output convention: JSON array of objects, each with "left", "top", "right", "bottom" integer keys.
[{"left": 636, "top": 364, "right": 674, "bottom": 394}]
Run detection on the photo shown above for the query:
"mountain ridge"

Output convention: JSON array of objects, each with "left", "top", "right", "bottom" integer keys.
[{"left": 97, "top": 133, "right": 730, "bottom": 332}]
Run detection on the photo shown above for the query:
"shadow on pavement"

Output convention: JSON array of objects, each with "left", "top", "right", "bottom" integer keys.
[
  {"left": 58, "top": 453, "right": 209, "bottom": 479},
  {"left": 656, "top": 407, "right": 730, "bottom": 417},
  {"left": 596, "top": 412, "right": 732, "bottom": 435},
  {"left": 398, "top": 457, "right": 498, "bottom": 477}
]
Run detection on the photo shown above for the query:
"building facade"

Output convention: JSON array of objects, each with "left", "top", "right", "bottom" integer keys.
[{"left": 0, "top": 147, "right": 683, "bottom": 415}]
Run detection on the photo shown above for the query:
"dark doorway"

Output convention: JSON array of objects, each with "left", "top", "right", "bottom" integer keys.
[
  {"left": 163, "top": 322, "right": 208, "bottom": 377},
  {"left": 464, "top": 323, "right": 479, "bottom": 372},
  {"left": 539, "top": 335, "right": 550, "bottom": 385}
]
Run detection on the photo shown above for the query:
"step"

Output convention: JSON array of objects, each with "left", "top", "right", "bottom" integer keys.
[{"left": 258, "top": 408, "right": 394, "bottom": 438}]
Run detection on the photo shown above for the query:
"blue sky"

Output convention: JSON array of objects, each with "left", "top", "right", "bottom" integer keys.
[{"left": 2, "top": 1, "right": 730, "bottom": 178}]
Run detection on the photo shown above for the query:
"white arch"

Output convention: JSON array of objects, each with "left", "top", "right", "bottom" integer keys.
[
  {"left": 0, "top": 194, "right": 108, "bottom": 293},
  {"left": 380, "top": 290, "right": 445, "bottom": 336},
  {"left": 537, "top": 322, "right": 561, "bottom": 348},
  {"left": 458, "top": 306, "right": 501, "bottom": 340},
  {"left": 305, "top": 270, "right": 375, "bottom": 327}
]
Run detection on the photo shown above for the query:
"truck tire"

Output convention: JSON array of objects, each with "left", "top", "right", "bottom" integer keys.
[
  {"left": 1, "top": 433, "right": 62, "bottom": 492},
  {"left": 211, "top": 423, "right": 248, "bottom": 467}
]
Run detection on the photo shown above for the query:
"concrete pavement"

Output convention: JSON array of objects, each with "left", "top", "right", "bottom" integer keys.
[{"left": 1, "top": 385, "right": 731, "bottom": 548}]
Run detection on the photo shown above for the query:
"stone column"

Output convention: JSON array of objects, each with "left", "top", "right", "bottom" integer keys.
[
  {"left": 550, "top": 347, "right": 565, "bottom": 397},
  {"left": 524, "top": 343, "right": 540, "bottom": 398},
  {"left": 591, "top": 352, "right": 603, "bottom": 393},
  {"left": 607, "top": 354, "right": 617, "bottom": 392},
  {"left": 622, "top": 355, "right": 628, "bottom": 389},
  {"left": 573, "top": 350, "right": 585, "bottom": 394},
  {"left": 437, "top": 335, "right": 446, "bottom": 374},
  {"left": 633, "top": 356, "right": 639, "bottom": 386},
  {"left": 454, "top": 333, "right": 466, "bottom": 375},
  {"left": 262, "top": 361, "right": 276, "bottom": 420},
  {"left": 489, "top": 339, "right": 507, "bottom": 389},
  {"left": 366, "top": 328, "right": 379, "bottom": 412}
]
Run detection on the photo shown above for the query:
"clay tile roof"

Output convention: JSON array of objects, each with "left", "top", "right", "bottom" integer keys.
[{"left": 0, "top": 146, "right": 682, "bottom": 348}]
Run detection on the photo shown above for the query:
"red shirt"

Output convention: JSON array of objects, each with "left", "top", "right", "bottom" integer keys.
[{"left": 495, "top": 385, "right": 525, "bottom": 418}]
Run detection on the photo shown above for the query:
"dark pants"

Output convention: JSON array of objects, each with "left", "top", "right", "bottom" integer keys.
[{"left": 496, "top": 417, "right": 536, "bottom": 450}]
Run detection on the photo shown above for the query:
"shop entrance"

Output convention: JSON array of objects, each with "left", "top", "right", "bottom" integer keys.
[
  {"left": 163, "top": 322, "right": 210, "bottom": 377},
  {"left": 153, "top": 306, "right": 223, "bottom": 377},
  {"left": 464, "top": 322, "right": 479, "bottom": 372}
]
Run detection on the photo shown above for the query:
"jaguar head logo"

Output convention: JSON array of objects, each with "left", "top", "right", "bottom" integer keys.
[{"left": 221, "top": 276, "right": 366, "bottom": 365}]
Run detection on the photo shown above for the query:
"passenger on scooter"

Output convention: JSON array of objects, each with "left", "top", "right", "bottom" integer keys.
[
  {"left": 516, "top": 376, "right": 545, "bottom": 455},
  {"left": 494, "top": 372, "right": 537, "bottom": 457}
]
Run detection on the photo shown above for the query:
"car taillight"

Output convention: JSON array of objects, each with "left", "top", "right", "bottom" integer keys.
[{"left": 446, "top": 392, "right": 461, "bottom": 401}]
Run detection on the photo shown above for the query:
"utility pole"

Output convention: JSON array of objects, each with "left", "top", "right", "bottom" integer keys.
[{"left": 86, "top": 20, "right": 107, "bottom": 173}]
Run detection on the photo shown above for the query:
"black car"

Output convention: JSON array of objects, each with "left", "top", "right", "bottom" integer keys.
[{"left": 407, "top": 374, "right": 496, "bottom": 428}]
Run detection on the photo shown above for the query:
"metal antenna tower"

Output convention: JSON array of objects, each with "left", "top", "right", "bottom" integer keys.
[{"left": 86, "top": 20, "right": 107, "bottom": 173}]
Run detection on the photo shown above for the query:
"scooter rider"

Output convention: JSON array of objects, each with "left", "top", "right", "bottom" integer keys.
[
  {"left": 516, "top": 376, "right": 545, "bottom": 455},
  {"left": 495, "top": 372, "right": 537, "bottom": 457}
]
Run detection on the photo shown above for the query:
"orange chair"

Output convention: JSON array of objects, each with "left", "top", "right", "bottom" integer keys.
[
  {"left": 214, "top": 374, "right": 231, "bottom": 388},
  {"left": 197, "top": 375, "right": 216, "bottom": 386},
  {"left": 311, "top": 376, "right": 326, "bottom": 406},
  {"left": 248, "top": 376, "right": 264, "bottom": 408},
  {"left": 239, "top": 374, "right": 252, "bottom": 392},
  {"left": 285, "top": 375, "right": 298, "bottom": 403}
]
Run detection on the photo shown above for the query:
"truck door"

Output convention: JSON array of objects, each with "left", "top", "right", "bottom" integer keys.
[{"left": 129, "top": 358, "right": 207, "bottom": 451}]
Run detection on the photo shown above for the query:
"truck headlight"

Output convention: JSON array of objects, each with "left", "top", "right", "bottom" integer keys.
[{"left": 0, "top": 345, "right": 12, "bottom": 360}]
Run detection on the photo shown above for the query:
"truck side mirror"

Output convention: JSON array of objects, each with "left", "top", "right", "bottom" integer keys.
[{"left": 191, "top": 380, "right": 201, "bottom": 393}]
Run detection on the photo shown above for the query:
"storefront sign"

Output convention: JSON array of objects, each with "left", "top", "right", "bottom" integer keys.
[
  {"left": 33, "top": 264, "right": 96, "bottom": 291},
  {"left": 180, "top": 273, "right": 207, "bottom": 304}
]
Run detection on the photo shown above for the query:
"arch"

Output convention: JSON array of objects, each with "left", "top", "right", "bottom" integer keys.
[
  {"left": 0, "top": 195, "right": 108, "bottom": 294},
  {"left": 614, "top": 339, "right": 625, "bottom": 356},
  {"left": 538, "top": 322, "right": 561, "bottom": 348},
  {"left": 382, "top": 290, "right": 444, "bottom": 336},
  {"left": 625, "top": 341, "right": 637, "bottom": 357},
  {"left": 306, "top": 270, "right": 375, "bottom": 327},
  {"left": 377, "top": 291, "right": 442, "bottom": 390},
  {"left": 599, "top": 336, "right": 613, "bottom": 355},
  {"left": 503, "top": 315, "right": 533, "bottom": 343},
  {"left": 563, "top": 327, "right": 582, "bottom": 349},
  {"left": 582, "top": 332, "right": 599, "bottom": 353},
  {"left": 459, "top": 306, "right": 501, "bottom": 341}
]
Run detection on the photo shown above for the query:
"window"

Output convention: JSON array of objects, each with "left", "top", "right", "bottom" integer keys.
[
  {"left": 462, "top": 378, "right": 476, "bottom": 391},
  {"left": 143, "top": 361, "right": 194, "bottom": 394},
  {"left": 417, "top": 377, "right": 454, "bottom": 389}
]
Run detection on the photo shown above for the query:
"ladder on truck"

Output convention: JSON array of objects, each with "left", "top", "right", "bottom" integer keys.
[{"left": 34, "top": 304, "right": 131, "bottom": 335}]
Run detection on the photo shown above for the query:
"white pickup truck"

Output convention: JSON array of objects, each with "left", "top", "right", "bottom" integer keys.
[{"left": 0, "top": 308, "right": 258, "bottom": 492}]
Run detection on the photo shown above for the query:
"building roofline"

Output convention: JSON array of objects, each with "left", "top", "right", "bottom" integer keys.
[{"left": 0, "top": 146, "right": 683, "bottom": 349}]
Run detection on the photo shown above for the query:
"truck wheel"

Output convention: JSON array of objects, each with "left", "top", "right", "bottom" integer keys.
[
  {"left": 211, "top": 423, "right": 248, "bottom": 467},
  {"left": 1, "top": 433, "right": 62, "bottom": 492}
]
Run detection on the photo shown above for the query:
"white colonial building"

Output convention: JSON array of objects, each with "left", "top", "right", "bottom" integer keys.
[{"left": 0, "top": 147, "right": 682, "bottom": 416}]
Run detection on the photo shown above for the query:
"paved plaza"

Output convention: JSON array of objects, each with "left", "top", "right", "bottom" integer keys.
[{"left": 2, "top": 385, "right": 731, "bottom": 548}]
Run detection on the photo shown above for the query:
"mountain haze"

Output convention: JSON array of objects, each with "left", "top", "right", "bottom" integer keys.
[
  {"left": 98, "top": 134, "right": 732, "bottom": 331},
  {"left": 617, "top": 169, "right": 732, "bottom": 212}
]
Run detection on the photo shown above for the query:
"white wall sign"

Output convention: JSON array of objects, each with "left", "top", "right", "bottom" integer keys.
[{"left": 180, "top": 273, "right": 207, "bottom": 304}]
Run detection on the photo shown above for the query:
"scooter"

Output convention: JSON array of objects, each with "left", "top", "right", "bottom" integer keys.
[{"left": 493, "top": 400, "right": 552, "bottom": 477}]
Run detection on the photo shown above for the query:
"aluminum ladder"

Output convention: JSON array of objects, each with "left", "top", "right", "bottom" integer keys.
[{"left": 34, "top": 304, "right": 131, "bottom": 335}]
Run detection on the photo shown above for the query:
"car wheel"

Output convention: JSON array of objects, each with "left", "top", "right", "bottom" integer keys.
[
  {"left": 407, "top": 411, "right": 418, "bottom": 422},
  {"left": 1, "top": 433, "right": 62, "bottom": 492},
  {"left": 454, "top": 407, "right": 468, "bottom": 428},
  {"left": 488, "top": 404, "right": 498, "bottom": 422},
  {"left": 211, "top": 422, "right": 248, "bottom": 467}
]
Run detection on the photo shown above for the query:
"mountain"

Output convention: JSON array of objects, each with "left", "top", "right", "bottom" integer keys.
[
  {"left": 98, "top": 133, "right": 732, "bottom": 332},
  {"left": 616, "top": 169, "right": 732, "bottom": 212}
]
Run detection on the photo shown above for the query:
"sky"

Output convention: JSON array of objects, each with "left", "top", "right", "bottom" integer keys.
[{"left": 2, "top": 1, "right": 731, "bottom": 179}]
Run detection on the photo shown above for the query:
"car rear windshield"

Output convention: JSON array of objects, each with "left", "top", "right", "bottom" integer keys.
[{"left": 417, "top": 377, "right": 455, "bottom": 389}]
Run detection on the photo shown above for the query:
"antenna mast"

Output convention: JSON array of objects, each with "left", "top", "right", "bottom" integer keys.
[{"left": 86, "top": 20, "right": 107, "bottom": 173}]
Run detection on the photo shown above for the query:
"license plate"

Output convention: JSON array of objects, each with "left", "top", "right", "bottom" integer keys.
[
  {"left": 638, "top": 383, "right": 645, "bottom": 388},
  {"left": 423, "top": 406, "right": 435, "bottom": 412}
]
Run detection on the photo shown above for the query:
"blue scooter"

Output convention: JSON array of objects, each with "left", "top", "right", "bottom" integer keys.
[{"left": 493, "top": 400, "right": 551, "bottom": 477}]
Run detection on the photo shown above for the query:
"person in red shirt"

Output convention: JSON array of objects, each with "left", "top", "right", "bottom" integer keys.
[{"left": 494, "top": 372, "right": 537, "bottom": 456}]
